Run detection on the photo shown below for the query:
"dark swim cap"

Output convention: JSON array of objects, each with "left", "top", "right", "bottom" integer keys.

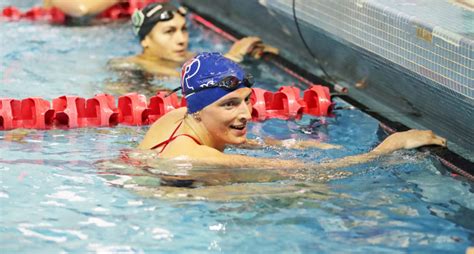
[
  {"left": 181, "top": 52, "right": 249, "bottom": 113},
  {"left": 131, "top": 3, "right": 186, "bottom": 41}
]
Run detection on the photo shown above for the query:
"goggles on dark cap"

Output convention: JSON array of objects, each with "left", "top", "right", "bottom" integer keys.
[
  {"left": 167, "top": 74, "right": 254, "bottom": 98},
  {"left": 185, "top": 74, "right": 254, "bottom": 97},
  {"left": 132, "top": 3, "right": 187, "bottom": 41}
]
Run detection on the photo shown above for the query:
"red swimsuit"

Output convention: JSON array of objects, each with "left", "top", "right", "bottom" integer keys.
[{"left": 150, "top": 121, "right": 202, "bottom": 153}]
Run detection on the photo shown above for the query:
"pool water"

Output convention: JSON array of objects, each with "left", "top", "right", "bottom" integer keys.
[{"left": 1, "top": 1, "right": 473, "bottom": 253}]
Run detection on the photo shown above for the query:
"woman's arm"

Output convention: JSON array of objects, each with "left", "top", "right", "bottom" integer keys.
[
  {"left": 151, "top": 130, "right": 446, "bottom": 185},
  {"left": 201, "top": 130, "right": 445, "bottom": 171},
  {"left": 261, "top": 130, "right": 445, "bottom": 171},
  {"left": 224, "top": 36, "right": 279, "bottom": 63},
  {"left": 311, "top": 129, "right": 446, "bottom": 172},
  {"left": 238, "top": 137, "right": 342, "bottom": 150},
  {"left": 44, "top": 0, "right": 120, "bottom": 17},
  {"left": 135, "top": 129, "right": 445, "bottom": 186}
]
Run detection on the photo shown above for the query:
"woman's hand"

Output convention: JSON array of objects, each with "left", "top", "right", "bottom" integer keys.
[
  {"left": 224, "top": 36, "right": 279, "bottom": 62},
  {"left": 373, "top": 129, "right": 446, "bottom": 154}
]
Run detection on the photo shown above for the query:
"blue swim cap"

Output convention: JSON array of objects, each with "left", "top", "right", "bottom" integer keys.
[{"left": 181, "top": 52, "right": 247, "bottom": 113}]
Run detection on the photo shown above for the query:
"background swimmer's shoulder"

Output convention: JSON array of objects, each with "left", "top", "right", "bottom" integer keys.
[{"left": 107, "top": 57, "right": 145, "bottom": 72}]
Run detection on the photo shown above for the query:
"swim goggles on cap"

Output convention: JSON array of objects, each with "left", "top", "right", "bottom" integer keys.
[
  {"left": 147, "top": 5, "right": 186, "bottom": 22},
  {"left": 132, "top": 4, "right": 187, "bottom": 38},
  {"left": 166, "top": 74, "right": 255, "bottom": 97},
  {"left": 194, "top": 73, "right": 254, "bottom": 93}
]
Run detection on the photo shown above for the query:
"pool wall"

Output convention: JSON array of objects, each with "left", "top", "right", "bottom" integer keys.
[{"left": 182, "top": 0, "right": 473, "bottom": 160}]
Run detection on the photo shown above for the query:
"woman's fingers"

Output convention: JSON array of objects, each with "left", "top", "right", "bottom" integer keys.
[
  {"left": 243, "top": 36, "right": 262, "bottom": 44},
  {"left": 374, "top": 129, "right": 447, "bottom": 153},
  {"left": 419, "top": 130, "right": 447, "bottom": 147},
  {"left": 229, "top": 36, "right": 279, "bottom": 60},
  {"left": 238, "top": 37, "right": 264, "bottom": 54},
  {"left": 403, "top": 130, "right": 447, "bottom": 149},
  {"left": 245, "top": 39, "right": 263, "bottom": 53},
  {"left": 249, "top": 44, "right": 279, "bottom": 59},
  {"left": 431, "top": 134, "right": 447, "bottom": 147},
  {"left": 260, "top": 44, "right": 279, "bottom": 54}
]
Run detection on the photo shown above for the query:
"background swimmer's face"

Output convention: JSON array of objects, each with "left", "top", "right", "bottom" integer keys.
[
  {"left": 141, "top": 14, "right": 189, "bottom": 62},
  {"left": 200, "top": 88, "right": 253, "bottom": 147}
]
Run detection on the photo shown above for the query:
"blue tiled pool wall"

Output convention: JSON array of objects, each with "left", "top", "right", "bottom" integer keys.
[{"left": 182, "top": 0, "right": 474, "bottom": 158}]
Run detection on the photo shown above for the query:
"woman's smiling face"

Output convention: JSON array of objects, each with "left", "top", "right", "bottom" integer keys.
[{"left": 199, "top": 88, "right": 253, "bottom": 148}]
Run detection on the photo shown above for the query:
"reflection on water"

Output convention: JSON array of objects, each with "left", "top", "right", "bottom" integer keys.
[
  {"left": 103, "top": 68, "right": 180, "bottom": 98},
  {"left": 94, "top": 148, "right": 352, "bottom": 201},
  {"left": 1, "top": 5, "right": 473, "bottom": 252},
  {"left": 1, "top": 119, "right": 473, "bottom": 252}
]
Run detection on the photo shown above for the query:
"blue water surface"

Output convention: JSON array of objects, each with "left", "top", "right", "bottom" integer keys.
[{"left": 0, "top": 1, "right": 473, "bottom": 253}]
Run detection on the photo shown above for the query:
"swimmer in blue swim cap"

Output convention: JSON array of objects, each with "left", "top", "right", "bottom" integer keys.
[
  {"left": 138, "top": 52, "right": 446, "bottom": 176},
  {"left": 108, "top": 2, "right": 279, "bottom": 77},
  {"left": 139, "top": 52, "right": 255, "bottom": 153}
]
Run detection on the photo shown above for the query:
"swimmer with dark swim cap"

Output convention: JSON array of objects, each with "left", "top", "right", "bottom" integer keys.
[
  {"left": 137, "top": 52, "right": 446, "bottom": 173},
  {"left": 108, "top": 2, "right": 278, "bottom": 77},
  {"left": 132, "top": 2, "right": 188, "bottom": 42}
]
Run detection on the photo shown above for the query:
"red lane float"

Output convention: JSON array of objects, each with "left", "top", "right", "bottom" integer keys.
[
  {"left": 144, "top": 91, "right": 183, "bottom": 124},
  {"left": 53, "top": 96, "right": 86, "bottom": 128},
  {"left": 250, "top": 88, "right": 273, "bottom": 121},
  {"left": 1, "top": 0, "right": 163, "bottom": 23},
  {"left": 87, "top": 94, "right": 119, "bottom": 127},
  {"left": 0, "top": 98, "right": 22, "bottom": 129},
  {"left": 2, "top": 6, "right": 21, "bottom": 20},
  {"left": 266, "top": 86, "right": 305, "bottom": 120},
  {"left": 303, "top": 85, "right": 334, "bottom": 117},
  {"left": 0, "top": 85, "right": 334, "bottom": 130},
  {"left": 118, "top": 93, "right": 148, "bottom": 126},
  {"left": 20, "top": 97, "right": 55, "bottom": 129},
  {"left": 2, "top": 6, "right": 65, "bottom": 23},
  {"left": 52, "top": 94, "right": 118, "bottom": 128}
]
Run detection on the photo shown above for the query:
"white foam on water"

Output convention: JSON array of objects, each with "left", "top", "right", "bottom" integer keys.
[
  {"left": 54, "top": 174, "right": 94, "bottom": 184},
  {"left": 144, "top": 206, "right": 156, "bottom": 211},
  {"left": 50, "top": 229, "right": 88, "bottom": 240},
  {"left": 151, "top": 227, "right": 173, "bottom": 240},
  {"left": 127, "top": 200, "right": 143, "bottom": 206},
  {"left": 208, "top": 240, "right": 221, "bottom": 251},
  {"left": 40, "top": 200, "right": 65, "bottom": 207},
  {"left": 80, "top": 217, "right": 116, "bottom": 228},
  {"left": 93, "top": 207, "right": 109, "bottom": 212},
  {"left": 46, "top": 190, "right": 86, "bottom": 202},
  {"left": 0, "top": 191, "right": 9, "bottom": 198},
  {"left": 18, "top": 225, "right": 67, "bottom": 243},
  {"left": 87, "top": 243, "right": 142, "bottom": 254},
  {"left": 209, "top": 223, "right": 225, "bottom": 232}
]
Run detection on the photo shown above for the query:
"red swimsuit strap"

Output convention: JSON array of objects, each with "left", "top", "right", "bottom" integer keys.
[
  {"left": 170, "top": 134, "right": 202, "bottom": 146},
  {"left": 150, "top": 121, "right": 202, "bottom": 153},
  {"left": 150, "top": 121, "right": 183, "bottom": 152}
]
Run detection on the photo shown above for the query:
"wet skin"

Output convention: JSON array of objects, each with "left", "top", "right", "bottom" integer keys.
[
  {"left": 197, "top": 88, "right": 253, "bottom": 151},
  {"left": 139, "top": 13, "right": 190, "bottom": 63}
]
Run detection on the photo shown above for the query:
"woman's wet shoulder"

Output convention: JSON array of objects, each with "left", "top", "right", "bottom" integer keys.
[{"left": 107, "top": 57, "right": 144, "bottom": 72}]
